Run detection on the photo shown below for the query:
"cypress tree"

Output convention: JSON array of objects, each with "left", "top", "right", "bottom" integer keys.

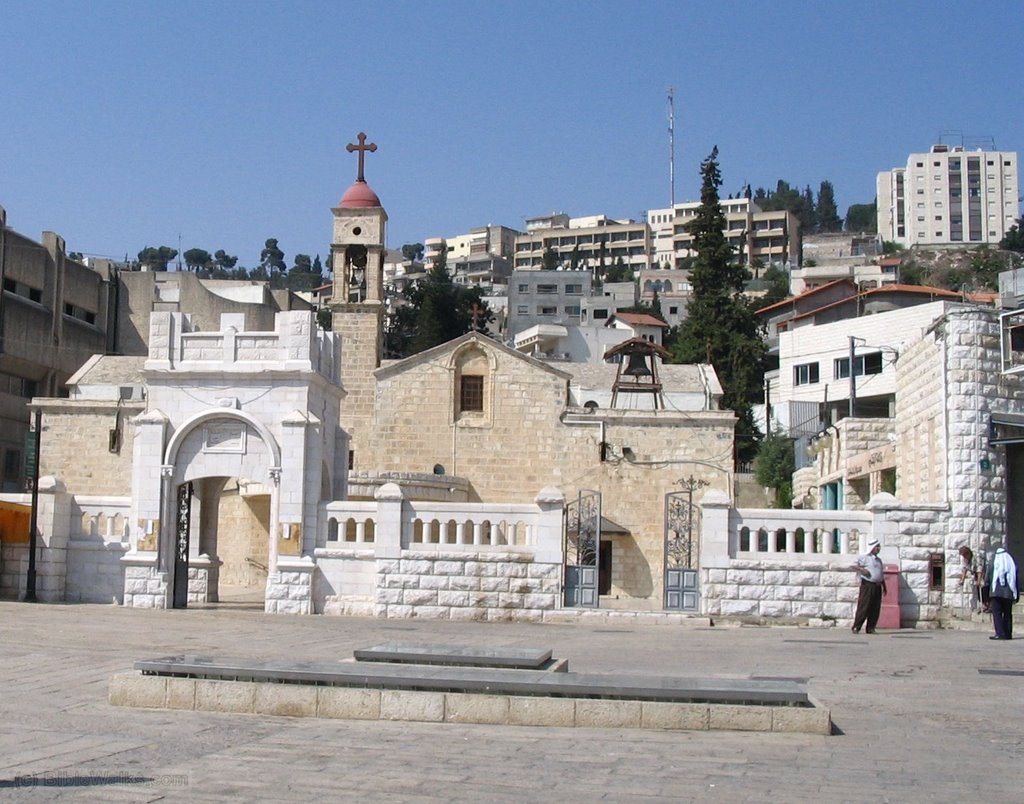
[{"left": 671, "top": 147, "right": 766, "bottom": 464}]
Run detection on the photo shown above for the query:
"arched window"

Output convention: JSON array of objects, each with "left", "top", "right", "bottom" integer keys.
[{"left": 451, "top": 343, "right": 494, "bottom": 426}]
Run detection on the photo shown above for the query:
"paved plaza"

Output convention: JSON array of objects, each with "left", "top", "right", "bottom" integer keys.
[{"left": 0, "top": 601, "right": 1021, "bottom": 802}]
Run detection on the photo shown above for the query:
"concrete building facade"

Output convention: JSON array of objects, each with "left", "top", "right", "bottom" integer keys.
[
  {"left": 877, "top": 144, "right": 1019, "bottom": 247},
  {"left": 513, "top": 214, "right": 652, "bottom": 274}
]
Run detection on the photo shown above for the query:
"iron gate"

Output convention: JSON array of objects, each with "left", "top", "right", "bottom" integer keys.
[
  {"left": 172, "top": 481, "right": 192, "bottom": 609},
  {"left": 663, "top": 476, "right": 706, "bottom": 611},
  {"left": 564, "top": 489, "right": 601, "bottom": 608}
]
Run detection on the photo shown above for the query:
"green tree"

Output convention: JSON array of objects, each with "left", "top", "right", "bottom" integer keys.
[
  {"left": 285, "top": 253, "right": 323, "bottom": 292},
  {"left": 569, "top": 244, "right": 581, "bottom": 271},
  {"left": 649, "top": 290, "right": 664, "bottom": 322},
  {"left": 816, "top": 181, "right": 842, "bottom": 233},
  {"left": 845, "top": 202, "right": 877, "bottom": 233},
  {"left": 670, "top": 147, "right": 766, "bottom": 465},
  {"left": 968, "top": 247, "right": 1003, "bottom": 292},
  {"left": 401, "top": 243, "right": 425, "bottom": 263},
  {"left": 542, "top": 247, "right": 559, "bottom": 271},
  {"left": 214, "top": 249, "right": 238, "bottom": 270},
  {"left": 605, "top": 257, "right": 632, "bottom": 283},
  {"left": 183, "top": 248, "right": 212, "bottom": 272},
  {"left": 1001, "top": 217, "right": 1024, "bottom": 252},
  {"left": 137, "top": 246, "right": 178, "bottom": 271},
  {"left": 899, "top": 260, "right": 926, "bottom": 285},
  {"left": 760, "top": 264, "right": 791, "bottom": 306},
  {"left": 754, "top": 430, "right": 795, "bottom": 508},
  {"left": 259, "top": 238, "right": 286, "bottom": 276},
  {"left": 800, "top": 185, "right": 816, "bottom": 232},
  {"left": 396, "top": 250, "right": 493, "bottom": 357}
]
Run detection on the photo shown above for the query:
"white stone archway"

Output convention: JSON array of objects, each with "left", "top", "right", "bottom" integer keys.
[{"left": 121, "top": 311, "right": 345, "bottom": 612}]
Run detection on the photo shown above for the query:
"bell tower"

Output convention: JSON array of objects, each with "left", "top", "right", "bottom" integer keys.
[{"left": 331, "top": 132, "right": 388, "bottom": 470}]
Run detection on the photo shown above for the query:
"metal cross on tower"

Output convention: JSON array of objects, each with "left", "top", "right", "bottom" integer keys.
[{"left": 346, "top": 132, "right": 377, "bottom": 182}]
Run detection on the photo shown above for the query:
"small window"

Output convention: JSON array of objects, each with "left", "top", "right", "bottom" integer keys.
[
  {"left": 459, "top": 376, "right": 484, "bottom": 412},
  {"left": 3, "top": 448, "right": 21, "bottom": 481},
  {"left": 794, "top": 362, "right": 819, "bottom": 386},
  {"left": 517, "top": 284, "right": 528, "bottom": 292},
  {"left": 516, "top": 305, "right": 528, "bottom": 314},
  {"left": 539, "top": 306, "right": 556, "bottom": 315},
  {"left": 592, "top": 309, "right": 609, "bottom": 320},
  {"left": 537, "top": 284, "right": 557, "bottom": 295}
]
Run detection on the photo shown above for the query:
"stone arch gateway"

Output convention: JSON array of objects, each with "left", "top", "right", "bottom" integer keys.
[{"left": 122, "top": 311, "right": 346, "bottom": 611}]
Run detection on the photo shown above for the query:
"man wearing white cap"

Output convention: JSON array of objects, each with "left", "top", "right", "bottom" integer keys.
[{"left": 850, "top": 539, "right": 886, "bottom": 633}]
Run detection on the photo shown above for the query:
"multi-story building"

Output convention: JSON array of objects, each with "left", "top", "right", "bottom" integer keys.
[
  {"left": 647, "top": 199, "right": 800, "bottom": 270},
  {"left": 424, "top": 224, "right": 520, "bottom": 264},
  {"left": 0, "top": 207, "right": 118, "bottom": 490},
  {"left": 877, "top": 144, "right": 1019, "bottom": 247},
  {"left": 512, "top": 214, "right": 652, "bottom": 274},
  {"left": 424, "top": 224, "right": 520, "bottom": 293},
  {"left": 507, "top": 268, "right": 592, "bottom": 338}
]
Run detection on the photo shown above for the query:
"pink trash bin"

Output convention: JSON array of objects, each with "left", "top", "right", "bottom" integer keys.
[{"left": 877, "top": 563, "right": 901, "bottom": 629}]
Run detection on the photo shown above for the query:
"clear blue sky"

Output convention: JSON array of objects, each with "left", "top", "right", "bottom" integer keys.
[{"left": 2, "top": 0, "right": 1022, "bottom": 269}]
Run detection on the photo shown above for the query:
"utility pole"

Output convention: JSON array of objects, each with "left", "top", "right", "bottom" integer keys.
[
  {"left": 848, "top": 336, "right": 864, "bottom": 417},
  {"left": 667, "top": 87, "right": 676, "bottom": 208}
]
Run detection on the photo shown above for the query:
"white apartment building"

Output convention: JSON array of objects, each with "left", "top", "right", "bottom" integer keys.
[
  {"left": 424, "top": 224, "right": 520, "bottom": 265},
  {"left": 513, "top": 213, "right": 652, "bottom": 274},
  {"left": 877, "top": 144, "right": 1019, "bottom": 247},
  {"left": 647, "top": 199, "right": 800, "bottom": 270}
]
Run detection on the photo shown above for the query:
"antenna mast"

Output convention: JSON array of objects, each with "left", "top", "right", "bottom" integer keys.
[{"left": 667, "top": 87, "right": 676, "bottom": 207}]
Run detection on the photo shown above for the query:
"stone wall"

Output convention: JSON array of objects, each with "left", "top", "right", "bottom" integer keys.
[
  {"left": 122, "top": 562, "right": 167, "bottom": 609},
  {"left": 700, "top": 492, "right": 952, "bottom": 625},
  {"left": 367, "top": 336, "right": 735, "bottom": 605},
  {"left": 322, "top": 551, "right": 561, "bottom": 622},
  {"left": 66, "top": 543, "right": 126, "bottom": 603},
  {"left": 34, "top": 401, "right": 143, "bottom": 496}
]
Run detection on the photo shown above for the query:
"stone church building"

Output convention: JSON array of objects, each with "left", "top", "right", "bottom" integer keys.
[
  {"left": 2, "top": 137, "right": 1017, "bottom": 629},
  {"left": 0, "top": 137, "right": 737, "bottom": 617}
]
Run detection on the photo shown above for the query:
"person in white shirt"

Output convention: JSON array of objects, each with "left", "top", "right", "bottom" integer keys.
[
  {"left": 986, "top": 547, "right": 1018, "bottom": 640},
  {"left": 850, "top": 539, "right": 886, "bottom": 634}
]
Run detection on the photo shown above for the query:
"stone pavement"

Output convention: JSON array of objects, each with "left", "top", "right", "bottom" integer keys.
[{"left": 0, "top": 601, "right": 1021, "bottom": 803}]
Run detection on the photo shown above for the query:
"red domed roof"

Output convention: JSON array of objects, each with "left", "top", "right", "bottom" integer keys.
[{"left": 339, "top": 180, "right": 381, "bottom": 208}]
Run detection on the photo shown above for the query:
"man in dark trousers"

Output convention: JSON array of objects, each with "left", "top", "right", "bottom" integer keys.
[{"left": 850, "top": 538, "right": 886, "bottom": 634}]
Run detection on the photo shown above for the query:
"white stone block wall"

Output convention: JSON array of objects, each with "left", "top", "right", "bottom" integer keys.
[
  {"left": 265, "top": 560, "right": 313, "bottom": 615},
  {"left": 122, "top": 564, "right": 168, "bottom": 609},
  {"left": 0, "top": 544, "right": 28, "bottom": 599},
  {"left": 313, "top": 549, "right": 376, "bottom": 609},
  {"left": 701, "top": 493, "right": 953, "bottom": 625},
  {"left": 66, "top": 543, "right": 127, "bottom": 603},
  {"left": 371, "top": 550, "right": 561, "bottom": 622}
]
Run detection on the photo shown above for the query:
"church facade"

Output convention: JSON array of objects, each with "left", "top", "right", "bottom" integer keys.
[{"left": 0, "top": 136, "right": 740, "bottom": 615}]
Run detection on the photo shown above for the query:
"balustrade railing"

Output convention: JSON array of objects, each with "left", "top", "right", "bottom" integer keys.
[
  {"left": 71, "top": 496, "right": 131, "bottom": 544},
  {"left": 730, "top": 508, "right": 870, "bottom": 559},
  {"left": 321, "top": 501, "right": 543, "bottom": 552}
]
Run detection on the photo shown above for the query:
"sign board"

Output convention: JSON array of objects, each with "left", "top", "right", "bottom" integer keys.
[
  {"left": 846, "top": 444, "right": 896, "bottom": 479},
  {"left": 23, "top": 430, "right": 38, "bottom": 479}
]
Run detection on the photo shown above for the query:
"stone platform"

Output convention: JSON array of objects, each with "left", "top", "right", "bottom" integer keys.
[{"left": 108, "top": 647, "right": 832, "bottom": 735}]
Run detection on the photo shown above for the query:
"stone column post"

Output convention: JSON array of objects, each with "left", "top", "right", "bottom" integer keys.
[
  {"left": 532, "top": 486, "right": 565, "bottom": 564},
  {"left": 29, "top": 476, "right": 70, "bottom": 602},
  {"left": 699, "top": 489, "right": 733, "bottom": 569},
  {"left": 374, "top": 482, "right": 404, "bottom": 559}
]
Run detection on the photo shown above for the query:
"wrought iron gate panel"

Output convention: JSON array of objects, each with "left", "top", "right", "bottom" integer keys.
[
  {"left": 664, "top": 477, "right": 706, "bottom": 611},
  {"left": 564, "top": 489, "right": 601, "bottom": 608},
  {"left": 172, "top": 482, "right": 192, "bottom": 609}
]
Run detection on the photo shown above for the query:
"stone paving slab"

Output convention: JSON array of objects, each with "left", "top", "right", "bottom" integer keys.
[
  {"left": 0, "top": 601, "right": 1022, "bottom": 802},
  {"left": 353, "top": 642, "right": 554, "bottom": 669}
]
